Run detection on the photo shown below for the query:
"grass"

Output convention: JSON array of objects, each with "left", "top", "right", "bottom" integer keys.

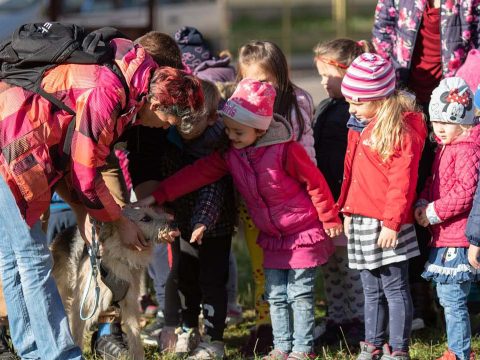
[{"left": 81, "top": 234, "right": 480, "bottom": 359}]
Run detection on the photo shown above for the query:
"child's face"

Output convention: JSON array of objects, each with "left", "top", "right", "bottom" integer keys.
[
  {"left": 177, "top": 110, "right": 217, "bottom": 141},
  {"left": 223, "top": 116, "right": 263, "bottom": 149},
  {"left": 240, "top": 63, "right": 277, "bottom": 87},
  {"left": 346, "top": 100, "right": 378, "bottom": 124},
  {"left": 431, "top": 121, "right": 465, "bottom": 144},
  {"left": 315, "top": 61, "right": 344, "bottom": 99}
]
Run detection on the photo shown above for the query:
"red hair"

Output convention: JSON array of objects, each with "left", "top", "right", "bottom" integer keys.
[{"left": 148, "top": 67, "right": 204, "bottom": 113}]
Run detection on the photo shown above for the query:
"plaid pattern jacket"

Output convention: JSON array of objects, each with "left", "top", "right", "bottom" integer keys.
[{"left": 0, "top": 38, "right": 156, "bottom": 225}]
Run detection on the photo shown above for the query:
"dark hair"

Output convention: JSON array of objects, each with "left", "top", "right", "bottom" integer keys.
[
  {"left": 136, "top": 31, "right": 183, "bottom": 69},
  {"left": 148, "top": 67, "right": 204, "bottom": 133},
  {"left": 237, "top": 40, "right": 306, "bottom": 141},
  {"left": 313, "top": 38, "right": 375, "bottom": 73}
]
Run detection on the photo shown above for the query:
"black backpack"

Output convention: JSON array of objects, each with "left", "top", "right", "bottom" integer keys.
[{"left": 0, "top": 22, "right": 131, "bottom": 167}]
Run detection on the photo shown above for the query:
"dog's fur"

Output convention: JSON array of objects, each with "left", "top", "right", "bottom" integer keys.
[{"left": 51, "top": 207, "right": 172, "bottom": 359}]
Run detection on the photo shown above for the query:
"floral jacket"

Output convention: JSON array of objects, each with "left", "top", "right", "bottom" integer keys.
[{"left": 372, "top": 0, "right": 480, "bottom": 81}]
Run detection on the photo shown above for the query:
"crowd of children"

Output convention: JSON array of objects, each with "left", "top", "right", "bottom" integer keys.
[{"left": 126, "top": 23, "right": 480, "bottom": 360}]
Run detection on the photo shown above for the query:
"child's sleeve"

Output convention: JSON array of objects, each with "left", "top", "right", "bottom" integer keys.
[
  {"left": 466, "top": 168, "right": 480, "bottom": 246},
  {"left": 285, "top": 141, "right": 341, "bottom": 229},
  {"left": 152, "top": 151, "right": 229, "bottom": 205},
  {"left": 427, "top": 147, "right": 480, "bottom": 225},
  {"left": 191, "top": 178, "right": 228, "bottom": 230}
]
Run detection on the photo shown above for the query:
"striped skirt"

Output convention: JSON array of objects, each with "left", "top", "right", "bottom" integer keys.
[{"left": 347, "top": 215, "right": 420, "bottom": 270}]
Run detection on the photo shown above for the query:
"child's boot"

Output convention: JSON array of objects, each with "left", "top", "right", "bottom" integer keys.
[{"left": 356, "top": 341, "right": 382, "bottom": 360}]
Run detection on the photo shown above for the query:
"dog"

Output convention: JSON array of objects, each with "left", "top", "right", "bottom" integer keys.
[{"left": 50, "top": 207, "right": 174, "bottom": 359}]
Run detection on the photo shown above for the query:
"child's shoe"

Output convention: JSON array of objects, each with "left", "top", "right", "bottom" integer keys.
[
  {"left": 187, "top": 335, "right": 225, "bottom": 359},
  {"left": 175, "top": 327, "right": 201, "bottom": 355},
  {"left": 380, "top": 344, "right": 410, "bottom": 360},
  {"left": 157, "top": 326, "right": 177, "bottom": 353},
  {"left": 287, "top": 351, "right": 316, "bottom": 359},
  {"left": 261, "top": 349, "right": 289, "bottom": 360},
  {"left": 225, "top": 302, "right": 243, "bottom": 326},
  {"left": 436, "top": 349, "right": 476, "bottom": 360},
  {"left": 356, "top": 341, "right": 382, "bottom": 360}
]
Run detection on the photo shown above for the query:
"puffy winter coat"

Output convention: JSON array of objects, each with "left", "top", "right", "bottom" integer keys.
[
  {"left": 419, "top": 125, "right": 480, "bottom": 247},
  {"left": 337, "top": 112, "right": 427, "bottom": 231},
  {"left": 0, "top": 38, "right": 156, "bottom": 225},
  {"left": 372, "top": 0, "right": 480, "bottom": 81}
]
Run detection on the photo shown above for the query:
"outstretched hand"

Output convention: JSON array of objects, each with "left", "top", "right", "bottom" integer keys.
[
  {"left": 114, "top": 215, "right": 150, "bottom": 251},
  {"left": 190, "top": 223, "right": 207, "bottom": 245}
]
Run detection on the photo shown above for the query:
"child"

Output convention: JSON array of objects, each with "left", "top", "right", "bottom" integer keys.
[
  {"left": 154, "top": 80, "right": 236, "bottom": 359},
  {"left": 135, "top": 78, "right": 343, "bottom": 360},
  {"left": 337, "top": 53, "right": 426, "bottom": 360},
  {"left": 312, "top": 38, "right": 373, "bottom": 345},
  {"left": 236, "top": 39, "right": 316, "bottom": 355},
  {"left": 415, "top": 77, "right": 480, "bottom": 360}
]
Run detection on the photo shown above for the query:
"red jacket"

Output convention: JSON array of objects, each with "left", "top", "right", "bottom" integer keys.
[
  {"left": 337, "top": 112, "right": 427, "bottom": 231},
  {"left": 418, "top": 125, "right": 480, "bottom": 247}
]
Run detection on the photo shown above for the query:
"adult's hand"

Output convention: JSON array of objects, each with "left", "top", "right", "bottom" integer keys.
[{"left": 114, "top": 215, "right": 150, "bottom": 251}]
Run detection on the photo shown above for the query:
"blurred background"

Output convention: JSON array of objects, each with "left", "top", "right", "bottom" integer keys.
[{"left": 0, "top": 0, "right": 378, "bottom": 103}]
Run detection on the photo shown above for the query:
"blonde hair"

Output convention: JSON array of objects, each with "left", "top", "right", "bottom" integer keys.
[
  {"left": 313, "top": 38, "right": 374, "bottom": 75},
  {"left": 368, "top": 90, "right": 422, "bottom": 161}
]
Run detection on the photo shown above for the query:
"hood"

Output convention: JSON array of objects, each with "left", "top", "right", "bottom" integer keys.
[
  {"left": 255, "top": 113, "right": 293, "bottom": 148},
  {"left": 194, "top": 56, "right": 232, "bottom": 73}
]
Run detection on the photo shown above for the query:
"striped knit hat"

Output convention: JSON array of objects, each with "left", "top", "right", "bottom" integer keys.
[
  {"left": 341, "top": 53, "right": 396, "bottom": 102},
  {"left": 219, "top": 78, "right": 276, "bottom": 130}
]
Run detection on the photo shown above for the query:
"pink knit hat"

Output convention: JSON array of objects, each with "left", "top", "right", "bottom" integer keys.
[
  {"left": 456, "top": 49, "right": 480, "bottom": 97},
  {"left": 341, "top": 53, "right": 396, "bottom": 102},
  {"left": 219, "top": 78, "right": 276, "bottom": 130}
]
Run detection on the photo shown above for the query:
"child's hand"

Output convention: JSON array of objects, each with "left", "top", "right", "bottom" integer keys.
[
  {"left": 325, "top": 224, "right": 343, "bottom": 238},
  {"left": 130, "top": 195, "right": 156, "bottom": 208},
  {"left": 468, "top": 244, "right": 480, "bottom": 269},
  {"left": 414, "top": 206, "right": 429, "bottom": 227},
  {"left": 343, "top": 216, "right": 352, "bottom": 238},
  {"left": 377, "top": 226, "right": 398, "bottom": 249},
  {"left": 190, "top": 223, "right": 207, "bottom": 245}
]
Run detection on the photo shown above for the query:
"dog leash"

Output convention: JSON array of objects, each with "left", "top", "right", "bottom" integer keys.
[{"left": 79, "top": 217, "right": 101, "bottom": 321}]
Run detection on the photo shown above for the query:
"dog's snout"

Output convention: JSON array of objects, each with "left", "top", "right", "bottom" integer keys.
[{"left": 140, "top": 214, "right": 153, "bottom": 223}]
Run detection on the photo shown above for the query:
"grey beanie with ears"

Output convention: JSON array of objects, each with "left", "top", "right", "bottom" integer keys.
[{"left": 429, "top": 77, "right": 475, "bottom": 125}]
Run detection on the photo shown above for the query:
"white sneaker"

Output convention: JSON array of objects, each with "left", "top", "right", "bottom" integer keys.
[
  {"left": 411, "top": 317, "right": 425, "bottom": 331},
  {"left": 175, "top": 327, "right": 201, "bottom": 355},
  {"left": 187, "top": 335, "right": 225, "bottom": 359}
]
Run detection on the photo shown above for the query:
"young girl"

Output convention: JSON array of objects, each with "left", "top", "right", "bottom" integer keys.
[
  {"left": 337, "top": 53, "right": 426, "bottom": 360},
  {"left": 415, "top": 77, "right": 480, "bottom": 360},
  {"left": 135, "top": 78, "right": 343, "bottom": 360},
  {"left": 236, "top": 39, "right": 316, "bottom": 356},
  {"left": 312, "top": 38, "right": 373, "bottom": 345}
]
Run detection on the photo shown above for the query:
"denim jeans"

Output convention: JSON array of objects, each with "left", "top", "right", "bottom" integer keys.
[
  {"left": 436, "top": 281, "right": 471, "bottom": 360},
  {"left": 0, "top": 177, "right": 82, "bottom": 359},
  {"left": 360, "top": 261, "right": 412, "bottom": 353},
  {"left": 265, "top": 267, "right": 316, "bottom": 353},
  {"left": 148, "top": 243, "right": 170, "bottom": 311}
]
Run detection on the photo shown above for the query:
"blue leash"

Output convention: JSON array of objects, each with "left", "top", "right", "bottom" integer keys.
[{"left": 80, "top": 217, "right": 101, "bottom": 321}]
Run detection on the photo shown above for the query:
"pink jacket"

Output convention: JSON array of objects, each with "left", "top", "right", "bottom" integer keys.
[
  {"left": 152, "top": 116, "right": 340, "bottom": 268},
  {"left": 418, "top": 125, "right": 480, "bottom": 247}
]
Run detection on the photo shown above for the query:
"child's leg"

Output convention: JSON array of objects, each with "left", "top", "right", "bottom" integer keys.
[
  {"left": 265, "top": 269, "right": 291, "bottom": 353},
  {"left": 436, "top": 281, "right": 472, "bottom": 360},
  {"left": 244, "top": 221, "right": 271, "bottom": 324},
  {"left": 324, "top": 247, "right": 350, "bottom": 325},
  {"left": 380, "top": 261, "right": 412, "bottom": 353},
  {"left": 287, "top": 268, "right": 316, "bottom": 354},
  {"left": 198, "top": 235, "right": 232, "bottom": 341},
  {"left": 360, "top": 268, "right": 388, "bottom": 348}
]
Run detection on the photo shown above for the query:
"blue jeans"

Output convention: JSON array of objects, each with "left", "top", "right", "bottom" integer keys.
[
  {"left": 265, "top": 267, "right": 316, "bottom": 353},
  {"left": 148, "top": 243, "right": 170, "bottom": 311},
  {"left": 436, "top": 282, "right": 471, "bottom": 360},
  {"left": 0, "top": 177, "right": 82, "bottom": 359},
  {"left": 360, "top": 261, "right": 412, "bottom": 353}
]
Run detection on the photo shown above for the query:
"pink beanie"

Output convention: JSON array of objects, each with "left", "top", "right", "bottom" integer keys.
[
  {"left": 341, "top": 53, "right": 396, "bottom": 102},
  {"left": 456, "top": 49, "right": 480, "bottom": 95},
  {"left": 219, "top": 78, "right": 276, "bottom": 130}
]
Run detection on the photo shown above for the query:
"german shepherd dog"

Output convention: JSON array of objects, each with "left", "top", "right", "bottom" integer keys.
[{"left": 50, "top": 207, "right": 174, "bottom": 359}]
